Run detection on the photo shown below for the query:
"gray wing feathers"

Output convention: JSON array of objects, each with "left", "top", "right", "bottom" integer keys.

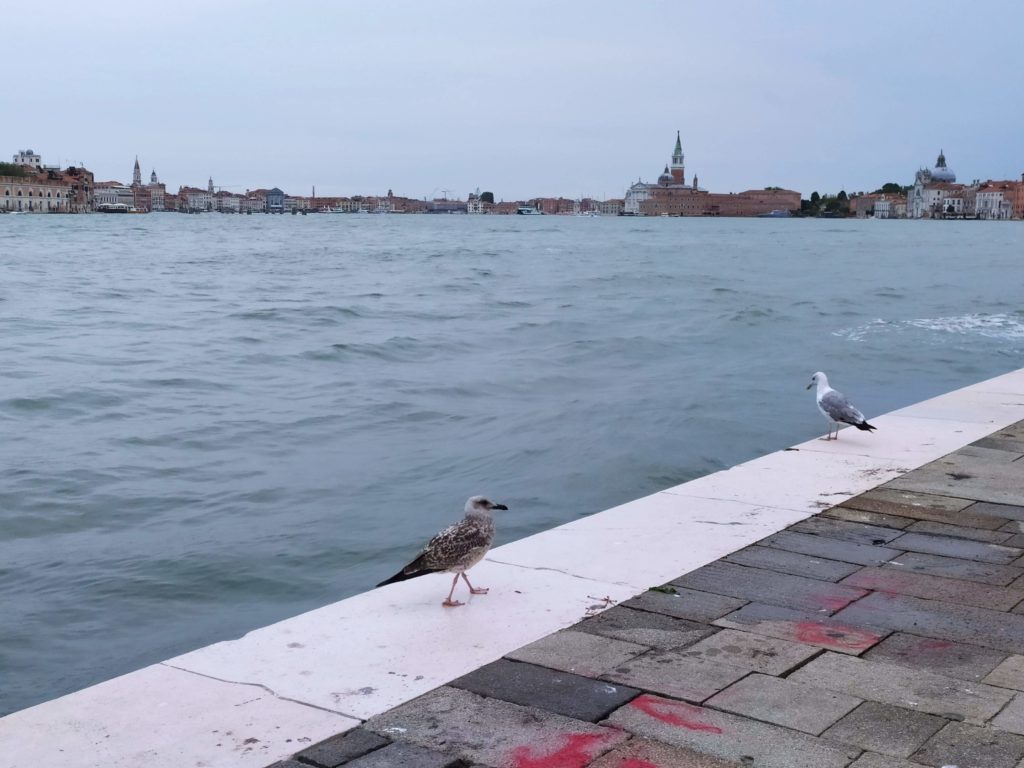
[{"left": 820, "top": 390, "right": 866, "bottom": 425}]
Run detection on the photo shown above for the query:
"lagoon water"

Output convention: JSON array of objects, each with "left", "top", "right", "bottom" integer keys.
[{"left": 1, "top": 213, "right": 1023, "bottom": 715}]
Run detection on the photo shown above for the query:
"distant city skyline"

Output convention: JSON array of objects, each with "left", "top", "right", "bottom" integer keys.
[{"left": 6, "top": 2, "right": 1024, "bottom": 199}]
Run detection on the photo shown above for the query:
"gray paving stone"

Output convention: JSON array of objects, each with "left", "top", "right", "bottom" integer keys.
[
  {"left": 887, "top": 531, "right": 1024, "bottom": 564},
  {"left": 705, "top": 673, "right": 861, "bottom": 735},
  {"left": 671, "top": 561, "right": 868, "bottom": 614},
  {"left": 863, "top": 632, "right": 1007, "bottom": 682},
  {"left": 505, "top": 629, "right": 648, "bottom": 678},
  {"left": 365, "top": 686, "right": 628, "bottom": 767},
  {"left": 835, "top": 591, "right": 1024, "bottom": 654},
  {"left": 296, "top": 729, "right": 390, "bottom": 767},
  {"left": 958, "top": 444, "right": 1024, "bottom": 463},
  {"left": 820, "top": 700, "right": 946, "bottom": 758},
  {"left": 760, "top": 530, "right": 903, "bottom": 567},
  {"left": 883, "top": 551, "right": 1024, "bottom": 585},
  {"left": 985, "top": 655, "right": 1024, "bottom": 691},
  {"left": 723, "top": 544, "right": 861, "bottom": 581},
  {"left": 575, "top": 606, "right": 714, "bottom": 649},
  {"left": 1003, "top": 520, "right": 1024, "bottom": 534},
  {"left": 912, "top": 721, "right": 1024, "bottom": 768},
  {"left": 822, "top": 505, "right": 914, "bottom": 530},
  {"left": 713, "top": 602, "right": 887, "bottom": 655},
  {"left": 842, "top": 489, "right": 1004, "bottom": 529},
  {"left": 788, "top": 652, "right": 1014, "bottom": 723},
  {"left": 847, "top": 752, "right": 939, "bottom": 768},
  {"left": 600, "top": 648, "right": 749, "bottom": 703},
  {"left": 588, "top": 737, "right": 746, "bottom": 767},
  {"left": 1008, "top": 533, "right": 1024, "bottom": 548},
  {"left": 343, "top": 742, "right": 461, "bottom": 768},
  {"left": 974, "top": 435, "right": 1024, "bottom": 453},
  {"left": 450, "top": 658, "right": 640, "bottom": 722},
  {"left": 908, "top": 519, "right": 1016, "bottom": 543},
  {"left": 841, "top": 565, "right": 1024, "bottom": 610},
  {"left": 267, "top": 762, "right": 312, "bottom": 768},
  {"left": 884, "top": 457, "right": 1024, "bottom": 507},
  {"left": 973, "top": 501, "right": 1024, "bottom": 523},
  {"left": 993, "top": 693, "right": 1024, "bottom": 736},
  {"left": 679, "top": 628, "right": 822, "bottom": 675},
  {"left": 791, "top": 516, "right": 905, "bottom": 545},
  {"left": 603, "top": 693, "right": 861, "bottom": 768},
  {"left": 621, "top": 586, "right": 747, "bottom": 623}
]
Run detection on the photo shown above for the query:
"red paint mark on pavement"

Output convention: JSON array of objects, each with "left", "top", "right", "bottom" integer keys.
[
  {"left": 511, "top": 732, "right": 621, "bottom": 768},
  {"left": 629, "top": 695, "right": 723, "bottom": 734},
  {"left": 794, "top": 621, "right": 881, "bottom": 651}
]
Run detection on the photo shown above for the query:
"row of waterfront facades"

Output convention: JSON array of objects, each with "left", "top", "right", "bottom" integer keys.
[
  {"left": 845, "top": 151, "right": 1024, "bottom": 220},
  {"left": 5, "top": 143, "right": 1024, "bottom": 218},
  {"left": 2, "top": 141, "right": 800, "bottom": 217}
]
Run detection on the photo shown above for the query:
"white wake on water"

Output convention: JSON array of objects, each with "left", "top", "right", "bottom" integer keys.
[{"left": 834, "top": 313, "right": 1024, "bottom": 342}]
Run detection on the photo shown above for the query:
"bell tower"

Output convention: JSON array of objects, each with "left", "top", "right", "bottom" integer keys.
[
  {"left": 670, "top": 131, "right": 685, "bottom": 185},
  {"left": 132, "top": 156, "right": 142, "bottom": 187}
]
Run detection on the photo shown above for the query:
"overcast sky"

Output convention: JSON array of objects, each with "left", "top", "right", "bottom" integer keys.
[{"left": 7, "top": 1, "right": 1024, "bottom": 200}]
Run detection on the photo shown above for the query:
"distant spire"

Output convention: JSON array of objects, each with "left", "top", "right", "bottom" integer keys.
[
  {"left": 674, "top": 131, "right": 682, "bottom": 156},
  {"left": 132, "top": 156, "right": 142, "bottom": 187},
  {"left": 936, "top": 149, "right": 947, "bottom": 168},
  {"left": 670, "top": 130, "right": 685, "bottom": 184}
]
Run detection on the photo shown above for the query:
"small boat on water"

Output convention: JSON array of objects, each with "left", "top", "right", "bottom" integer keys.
[
  {"left": 516, "top": 205, "right": 542, "bottom": 215},
  {"left": 757, "top": 209, "right": 792, "bottom": 218},
  {"left": 97, "top": 203, "right": 133, "bottom": 214}
]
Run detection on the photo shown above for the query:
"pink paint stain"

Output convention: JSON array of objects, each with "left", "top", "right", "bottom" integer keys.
[
  {"left": 511, "top": 731, "right": 620, "bottom": 768},
  {"left": 794, "top": 621, "right": 881, "bottom": 651},
  {"left": 629, "top": 695, "right": 723, "bottom": 734}
]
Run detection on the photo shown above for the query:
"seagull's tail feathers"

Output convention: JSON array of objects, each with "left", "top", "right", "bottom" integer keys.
[
  {"left": 376, "top": 555, "right": 438, "bottom": 588},
  {"left": 855, "top": 420, "right": 877, "bottom": 432}
]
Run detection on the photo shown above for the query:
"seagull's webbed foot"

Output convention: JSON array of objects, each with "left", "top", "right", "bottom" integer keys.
[
  {"left": 442, "top": 598, "right": 465, "bottom": 608},
  {"left": 461, "top": 572, "right": 489, "bottom": 595}
]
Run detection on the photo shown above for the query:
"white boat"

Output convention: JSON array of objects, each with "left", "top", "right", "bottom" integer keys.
[{"left": 516, "top": 205, "right": 542, "bottom": 215}]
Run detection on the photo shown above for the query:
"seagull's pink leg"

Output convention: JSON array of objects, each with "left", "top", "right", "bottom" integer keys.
[
  {"left": 461, "top": 572, "right": 489, "bottom": 595},
  {"left": 442, "top": 574, "right": 464, "bottom": 607}
]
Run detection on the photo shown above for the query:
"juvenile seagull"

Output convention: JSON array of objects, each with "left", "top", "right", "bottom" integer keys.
[
  {"left": 376, "top": 495, "right": 508, "bottom": 607},
  {"left": 807, "top": 371, "right": 876, "bottom": 440}
]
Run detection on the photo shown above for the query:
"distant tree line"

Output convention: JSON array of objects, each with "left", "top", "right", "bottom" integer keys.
[
  {"left": 0, "top": 163, "right": 27, "bottom": 177},
  {"left": 799, "top": 182, "right": 911, "bottom": 217}
]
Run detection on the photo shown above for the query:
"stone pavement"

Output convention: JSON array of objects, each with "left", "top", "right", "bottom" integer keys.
[{"left": 268, "top": 420, "right": 1024, "bottom": 768}]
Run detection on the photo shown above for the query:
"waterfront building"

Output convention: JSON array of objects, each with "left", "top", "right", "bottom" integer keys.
[
  {"left": 873, "top": 195, "right": 906, "bottom": 219},
  {"left": 623, "top": 180, "right": 651, "bottom": 215},
  {"left": 242, "top": 191, "right": 266, "bottom": 213},
  {"left": 598, "top": 198, "right": 624, "bottom": 215},
  {"left": 214, "top": 190, "right": 243, "bottom": 212},
  {"left": 179, "top": 185, "right": 212, "bottom": 212},
  {"left": 95, "top": 181, "right": 135, "bottom": 209},
  {"left": 625, "top": 131, "right": 799, "bottom": 216},
  {"left": 975, "top": 180, "right": 1019, "bottom": 220},
  {"left": 908, "top": 150, "right": 964, "bottom": 218},
  {"left": 12, "top": 149, "right": 42, "bottom": 169},
  {"left": 266, "top": 187, "right": 285, "bottom": 213},
  {"left": 467, "top": 189, "right": 484, "bottom": 214},
  {"left": 147, "top": 170, "right": 166, "bottom": 212}
]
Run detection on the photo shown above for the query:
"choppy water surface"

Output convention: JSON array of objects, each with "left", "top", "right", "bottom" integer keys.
[{"left": 1, "top": 214, "right": 1022, "bottom": 714}]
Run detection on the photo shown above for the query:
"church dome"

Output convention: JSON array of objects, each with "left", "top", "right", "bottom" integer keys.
[
  {"left": 931, "top": 150, "right": 956, "bottom": 182},
  {"left": 658, "top": 165, "right": 673, "bottom": 185}
]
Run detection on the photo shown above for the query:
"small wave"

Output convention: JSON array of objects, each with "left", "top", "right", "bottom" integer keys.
[
  {"left": 834, "top": 313, "right": 1024, "bottom": 342},
  {"left": 907, "top": 313, "right": 1024, "bottom": 339}
]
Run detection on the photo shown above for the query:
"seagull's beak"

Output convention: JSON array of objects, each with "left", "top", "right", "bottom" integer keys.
[
  {"left": 492, "top": 503, "right": 509, "bottom": 511},
  {"left": 806, "top": 382, "right": 814, "bottom": 390}
]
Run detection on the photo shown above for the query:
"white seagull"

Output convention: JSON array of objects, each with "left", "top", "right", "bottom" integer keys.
[
  {"left": 807, "top": 371, "right": 876, "bottom": 440},
  {"left": 376, "top": 495, "right": 508, "bottom": 607}
]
